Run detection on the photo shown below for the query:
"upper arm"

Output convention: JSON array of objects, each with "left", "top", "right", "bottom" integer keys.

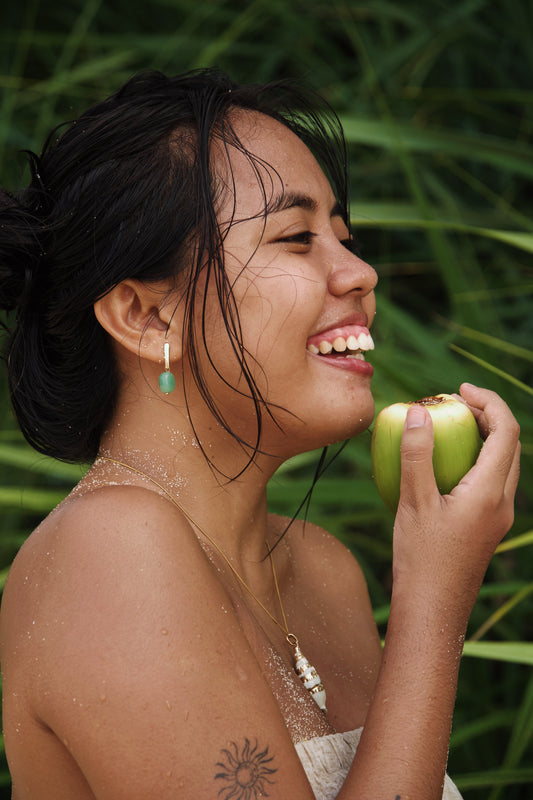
[{"left": 2, "top": 490, "right": 316, "bottom": 799}]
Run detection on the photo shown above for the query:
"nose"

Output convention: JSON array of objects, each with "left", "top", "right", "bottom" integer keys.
[
  {"left": 327, "top": 249, "right": 377, "bottom": 326},
  {"left": 327, "top": 250, "right": 378, "bottom": 299}
]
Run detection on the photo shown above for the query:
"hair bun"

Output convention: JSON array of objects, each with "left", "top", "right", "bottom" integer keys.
[{"left": 0, "top": 189, "right": 44, "bottom": 313}]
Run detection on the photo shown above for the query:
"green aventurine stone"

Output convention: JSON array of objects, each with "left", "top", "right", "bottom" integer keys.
[{"left": 159, "top": 371, "right": 176, "bottom": 394}]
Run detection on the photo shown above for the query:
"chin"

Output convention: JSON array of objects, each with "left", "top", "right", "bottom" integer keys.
[
  {"left": 330, "top": 409, "right": 375, "bottom": 444},
  {"left": 329, "top": 392, "right": 375, "bottom": 434},
  {"left": 330, "top": 400, "right": 375, "bottom": 445},
  {"left": 278, "top": 403, "right": 376, "bottom": 458}
]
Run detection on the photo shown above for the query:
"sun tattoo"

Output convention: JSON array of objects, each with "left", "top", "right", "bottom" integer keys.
[{"left": 214, "top": 738, "right": 277, "bottom": 799}]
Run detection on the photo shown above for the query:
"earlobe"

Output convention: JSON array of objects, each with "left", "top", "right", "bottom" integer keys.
[{"left": 93, "top": 279, "right": 183, "bottom": 366}]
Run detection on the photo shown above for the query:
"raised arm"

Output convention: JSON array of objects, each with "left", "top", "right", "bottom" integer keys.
[{"left": 338, "top": 384, "right": 520, "bottom": 799}]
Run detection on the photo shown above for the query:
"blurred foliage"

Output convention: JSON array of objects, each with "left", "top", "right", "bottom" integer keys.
[{"left": 0, "top": 0, "right": 532, "bottom": 797}]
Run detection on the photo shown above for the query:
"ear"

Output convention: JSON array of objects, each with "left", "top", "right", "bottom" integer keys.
[{"left": 94, "top": 279, "right": 183, "bottom": 367}]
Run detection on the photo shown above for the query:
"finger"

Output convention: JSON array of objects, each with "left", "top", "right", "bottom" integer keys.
[
  {"left": 398, "top": 405, "right": 438, "bottom": 509},
  {"left": 504, "top": 441, "right": 521, "bottom": 501},
  {"left": 457, "top": 383, "right": 494, "bottom": 438},
  {"left": 459, "top": 384, "right": 520, "bottom": 494},
  {"left": 450, "top": 391, "right": 487, "bottom": 437}
]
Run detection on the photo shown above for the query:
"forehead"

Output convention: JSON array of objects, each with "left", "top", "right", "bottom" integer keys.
[{"left": 213, "top": 111, "right": 337, "bottom": 217}]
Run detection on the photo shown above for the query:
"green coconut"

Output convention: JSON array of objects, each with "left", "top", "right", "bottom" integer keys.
[{"left": 371, "top": 394, "right": 482, "bottom": 513}]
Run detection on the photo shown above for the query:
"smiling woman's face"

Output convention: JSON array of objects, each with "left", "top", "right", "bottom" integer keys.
[{"left": 192, "top": 111, "right": 378, "bottom": 457}]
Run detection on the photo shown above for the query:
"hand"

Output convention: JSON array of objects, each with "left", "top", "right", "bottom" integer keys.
[{"left": 391, "top": 384, "right": 520, "bottom": 613}]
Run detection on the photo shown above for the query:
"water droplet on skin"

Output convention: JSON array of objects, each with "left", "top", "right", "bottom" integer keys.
[{"left": 161, "top": 628, "right": 169, "bottom": 636}]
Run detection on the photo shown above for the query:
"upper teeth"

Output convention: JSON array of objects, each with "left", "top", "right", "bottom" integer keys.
[{"left": 307, "top": 332, "right": 374, "bottom": 355}]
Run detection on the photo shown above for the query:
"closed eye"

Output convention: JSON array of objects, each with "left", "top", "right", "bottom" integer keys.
[{"left": 278, "top": 231, "right": 317, "bottom": 246}]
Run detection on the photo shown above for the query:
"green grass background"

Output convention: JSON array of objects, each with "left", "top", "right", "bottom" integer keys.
[{"left": 0, "top": 0, "right": 532, "bottom": 796}]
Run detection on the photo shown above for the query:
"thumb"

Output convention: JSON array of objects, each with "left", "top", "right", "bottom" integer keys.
[{"left": 399, "top": 405, "right": 438, "bottom": 509}]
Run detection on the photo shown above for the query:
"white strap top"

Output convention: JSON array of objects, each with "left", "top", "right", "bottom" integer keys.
[{"left": 295, "top": 728, "right": 463, "bottom": 800}]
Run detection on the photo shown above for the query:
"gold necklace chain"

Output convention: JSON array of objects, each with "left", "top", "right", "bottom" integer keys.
[{"left": 98, "top": 455, "right": 328, "bottom": 712}]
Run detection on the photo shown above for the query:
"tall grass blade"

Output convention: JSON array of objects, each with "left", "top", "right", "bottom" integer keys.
[
  {"left": 469, "top": 584, "right": 533, "bottom": 641},
  {"left": 496, "top": 531, "right": 533, "bottom": 554},
  {"left": 487, "top": 674, "right": 533, "bottom": 800},
  {"left": 462, "top": 641, "right": 533, "bottom": 666},
  {"left": 449, "top": 345, "right": 533, "bottom": 396}
]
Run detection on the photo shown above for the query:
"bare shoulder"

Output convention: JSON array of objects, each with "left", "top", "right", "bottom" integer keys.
[
  {"left": 273, "top": 514, "right": 369, "bottom": 594},
  {"left": 3, "top": 483, "right": 205, "bottom": 606},
  {"left": 270, "top": 513, "right": 378, "bottom": 645},
  {"left": 1, "top": 488, "right": 316, "bottom": 799},
  {"left": 3, "top": 483, "right": 220, "bottom": 631},
  {"left": 0, "top": 483, "right": 234, "bottom": 711}
]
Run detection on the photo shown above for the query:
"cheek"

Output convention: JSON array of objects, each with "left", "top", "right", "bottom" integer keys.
[
  {"left": 234, "top": 269, "right": 310, "bottom": 350},
  {"left": 198, "top": 255, "right": 321, "bottom": 390},
  {"left": 193, "top": 273, "right": 289, "bottom": 387}
]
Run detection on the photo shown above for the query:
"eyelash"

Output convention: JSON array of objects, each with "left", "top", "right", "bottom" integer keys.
[
  {"left": 280, "top": 231, "right": 361, "bottom": 257},
  {"left": 279, "top": 231, "right": 317, "bottom": 246},
  {"left": 278, "top": 231, "right": 362, "bottom": 258}
]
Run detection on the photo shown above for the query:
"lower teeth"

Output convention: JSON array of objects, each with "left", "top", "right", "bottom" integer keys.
[{"left": 312, "top": 348, "right": 365, "bottom": 359}]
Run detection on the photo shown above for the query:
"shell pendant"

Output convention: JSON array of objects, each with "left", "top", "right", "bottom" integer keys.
[{"left": 287, "top": 633, "right": 327, "bottom": 713}]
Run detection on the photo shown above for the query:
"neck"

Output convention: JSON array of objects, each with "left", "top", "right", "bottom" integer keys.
[
  {"left": 94, "top": 383, "right": 329, "bottom": 715},
  {"left": 96, "top": 390, "right": 285, "bottom": 567}
]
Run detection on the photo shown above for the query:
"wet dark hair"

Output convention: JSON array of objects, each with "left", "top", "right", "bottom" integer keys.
[{"left": 0, "top": 68, "right": 349, "bottom": 467}]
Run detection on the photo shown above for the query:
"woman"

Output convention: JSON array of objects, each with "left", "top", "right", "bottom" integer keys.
[{"left": 0, "top": 70, "right": 520, "bottom": 800}]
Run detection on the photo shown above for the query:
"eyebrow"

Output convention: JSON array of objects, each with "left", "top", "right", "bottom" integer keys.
[{"left": 266, "top": 191, "right": 345, "bottom": 219}]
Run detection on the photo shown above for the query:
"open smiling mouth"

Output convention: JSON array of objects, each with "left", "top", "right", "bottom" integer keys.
[{"left": 306, "top": 327, "right": 375, "bottom": 361}]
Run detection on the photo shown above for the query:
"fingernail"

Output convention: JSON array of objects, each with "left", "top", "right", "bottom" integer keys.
[{"left": 406, "top": 405, "right": 427, "bottom": 429}]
